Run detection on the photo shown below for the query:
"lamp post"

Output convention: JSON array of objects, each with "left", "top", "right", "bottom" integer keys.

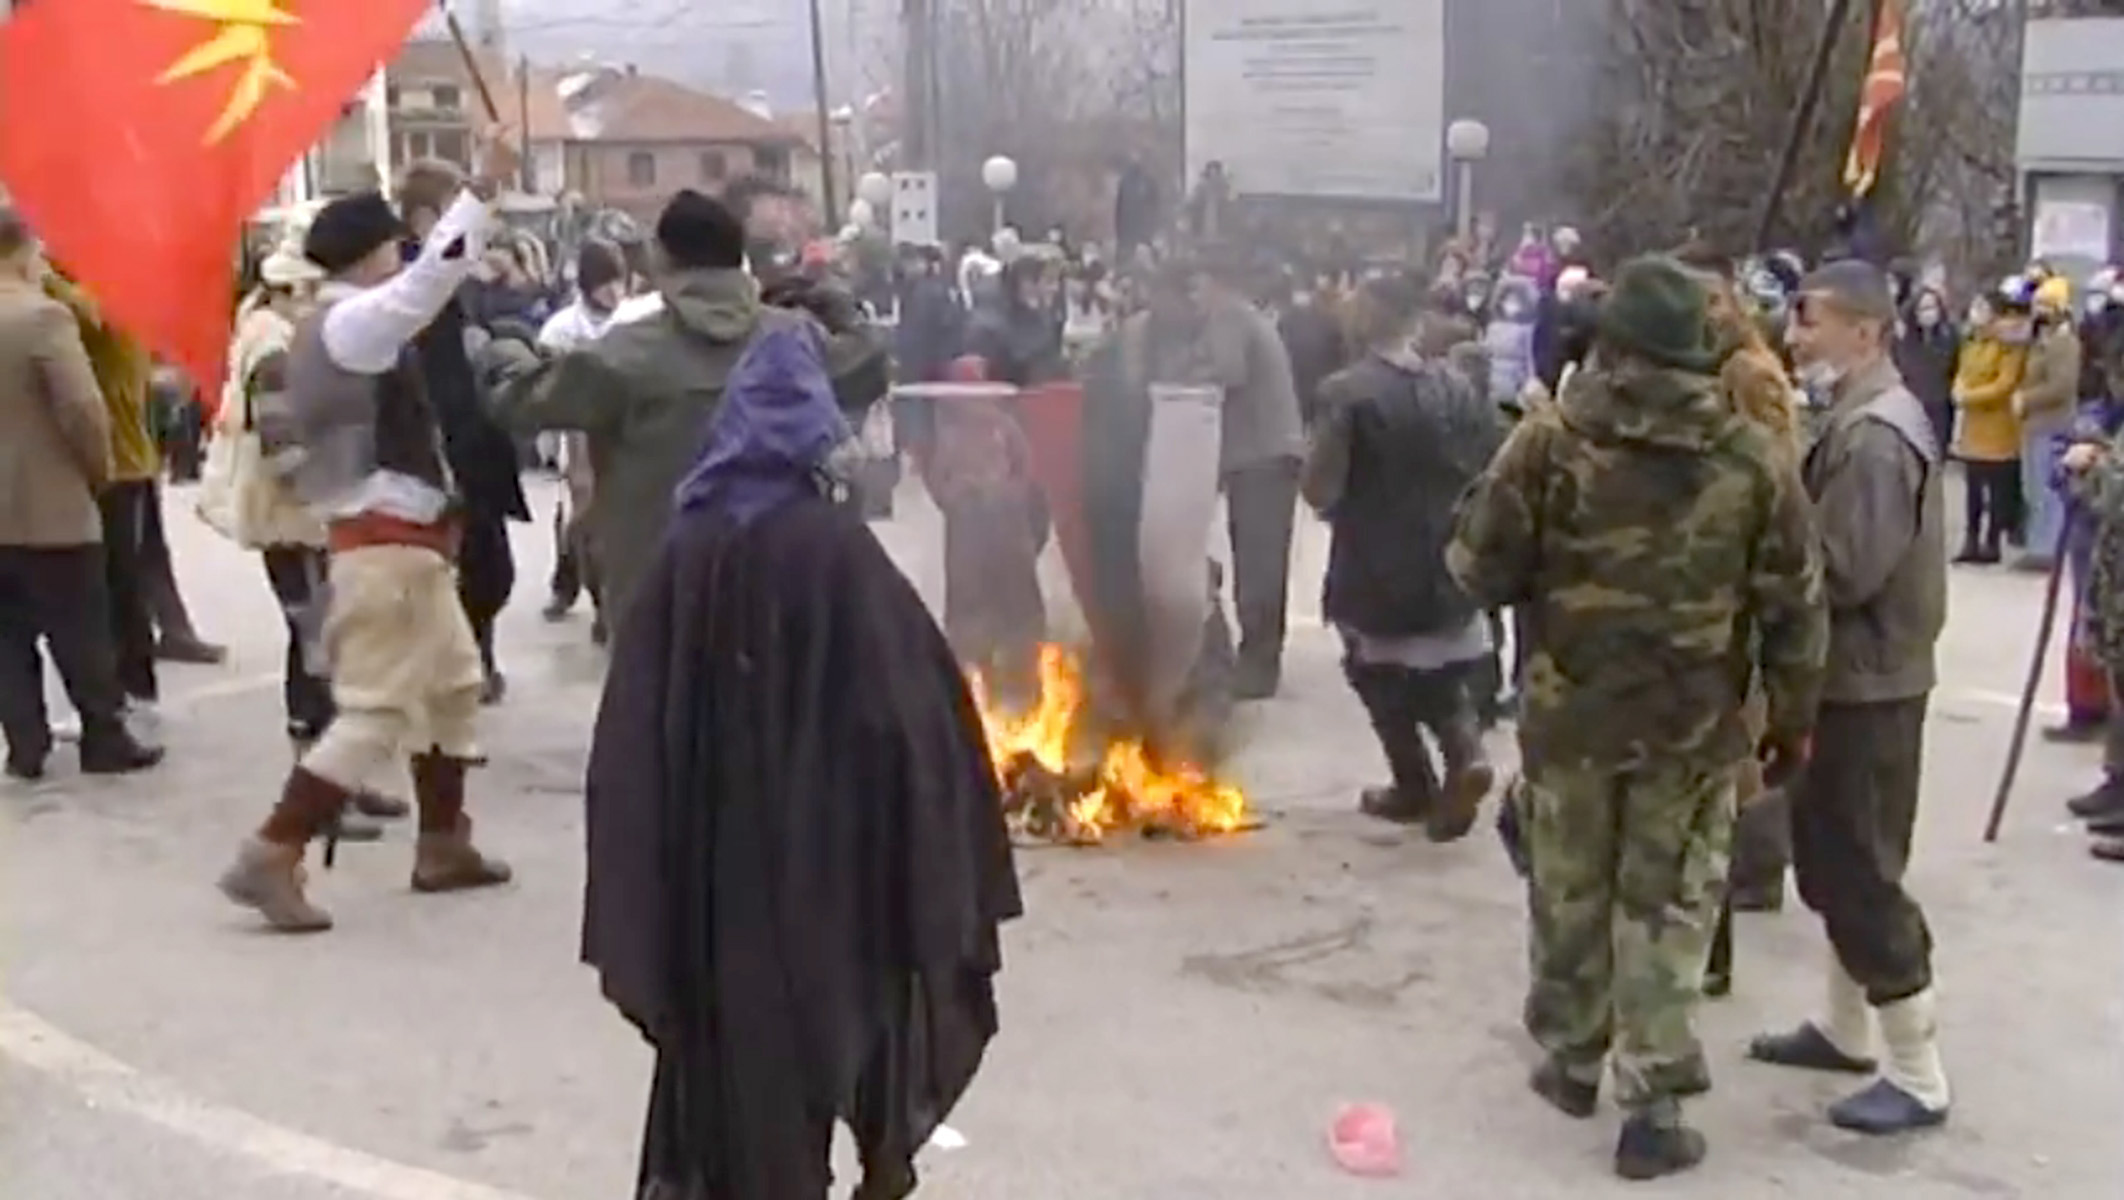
[
  {"left": 981, "top": 154, "right": 1018, "bottom": 237},
  {"left": 1445, "top": 119, "right": 1490, "bottom": 245},
  {"left": 856, "top": 170, "right": 893, "bottom": 236}
]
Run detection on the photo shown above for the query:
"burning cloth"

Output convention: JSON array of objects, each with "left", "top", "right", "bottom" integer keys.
[
  {"left": 1058, "top": 334, "right": 1237, "bottom": 760},
  {"left": 913, "top": 366, "right": 1048, "bottom": 698},
  {"left": 584, "top": 326, "right": 1021, "bottom": 1200}
]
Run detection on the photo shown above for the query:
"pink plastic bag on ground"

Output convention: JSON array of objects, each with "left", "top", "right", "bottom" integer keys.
[{"left": 1328, "top": 1103, "right": 1402, "bottom": 1177}]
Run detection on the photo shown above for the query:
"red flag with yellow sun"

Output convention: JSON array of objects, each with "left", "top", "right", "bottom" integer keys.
[
  {"left": 1841, "top": 0, "right": 1908, "bottom": 198},
  {"left": 0, "top": 0, "right": 431, "bottom": 391}
]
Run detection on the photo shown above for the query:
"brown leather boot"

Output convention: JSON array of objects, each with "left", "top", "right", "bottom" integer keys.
[
  {"left": 409, "top": 753, "right": 513, "bottom": 893},
  {"left": 218, "top": 839, "right": 332, "bottom": 932},
  {"left": 1428, "top": 712, "right": 1495, "bottom": 844}
]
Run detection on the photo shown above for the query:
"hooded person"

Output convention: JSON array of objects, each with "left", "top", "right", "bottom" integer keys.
[
  {"left": 488, "top": 189, "right": 887, "bottom": 633},
  {"left": 582, "top": 321, "right": 1021, "bottom": 1200},
  {"left": 1448, "top": 256, "right": 1826, "bottom": 1179}
]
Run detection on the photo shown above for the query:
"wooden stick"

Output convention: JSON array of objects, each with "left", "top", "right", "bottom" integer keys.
[
  {"left": 442, "top": 10, "right": 504, "bottom": 124},
  {"left": 1985, "top": 517, "right": 2075, "bottom": 842}
]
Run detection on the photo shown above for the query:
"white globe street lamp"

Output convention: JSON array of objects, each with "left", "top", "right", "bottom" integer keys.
[
  {"left": 982, "top": 154, "right": 1018, "bottom": 234},
  {"left": 848, "top": 198, "right": 876, "bottom": 229},
  {"left": 856, "top": 171, "right": 894, "bottom": 209},
  {"left": 1445, "top": 118, "right": 1491, "bottom": 243}
]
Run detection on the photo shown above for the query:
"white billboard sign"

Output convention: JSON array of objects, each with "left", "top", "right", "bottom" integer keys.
[{"left": 1182, "top": 0, "right": 1445, "bottom": 204}]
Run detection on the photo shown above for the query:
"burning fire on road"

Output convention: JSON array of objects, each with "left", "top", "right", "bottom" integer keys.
[{"left": 971, "top": 644, "right": 1251, "bottom": 845}]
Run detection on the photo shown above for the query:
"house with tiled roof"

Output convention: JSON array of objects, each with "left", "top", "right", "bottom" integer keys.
[
  {"left": 537, "top": 65, "right": 819, "bottom": 220},
  {"left": 381, "top": 41, "right": 819, "bottom": 220}
]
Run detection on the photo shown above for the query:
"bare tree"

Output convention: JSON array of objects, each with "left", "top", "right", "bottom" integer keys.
[
  {"left": 927, "top": 0, "right": 1177, "bottom": 240},
  {"left": 1563, "top": 0, "right": 2024, "bottom": 279}
]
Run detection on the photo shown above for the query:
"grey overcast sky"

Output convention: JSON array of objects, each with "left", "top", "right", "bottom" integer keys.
[{"left": 427, "top": 0, "right": 893, "bottom": 110}]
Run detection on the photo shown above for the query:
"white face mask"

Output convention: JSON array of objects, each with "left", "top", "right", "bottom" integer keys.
[{"left": 1797, "top": 359, "right": 1845, "bottom": 392}]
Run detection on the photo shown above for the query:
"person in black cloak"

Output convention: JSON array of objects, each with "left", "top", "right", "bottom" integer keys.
[{"left": 582, "top": 321, "right": 1023, "bottom": 1200}]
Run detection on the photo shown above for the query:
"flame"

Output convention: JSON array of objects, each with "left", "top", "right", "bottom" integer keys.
[{"left": 972, "top": 644, "right": 1248, "bottom": 844}]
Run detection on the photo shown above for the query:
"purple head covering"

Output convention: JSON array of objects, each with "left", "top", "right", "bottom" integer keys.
[{"left": 673, "top": 323, "right": 852, "bottom": 524}]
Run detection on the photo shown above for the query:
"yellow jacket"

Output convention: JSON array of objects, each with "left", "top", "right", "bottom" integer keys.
[
  {"left": 1952, "top": 334, "right": 2027, "bottom": 463},
  {"left": 43, "top": 275, "right": 159, "bottom": 482}
]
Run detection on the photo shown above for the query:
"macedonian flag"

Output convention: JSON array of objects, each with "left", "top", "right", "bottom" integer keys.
[
  {"left": 0, "top": 0, "right": 431, "bottom": 391},
  {"left": 1841, "top": 0, "right": 1908, "bottom": 198}
]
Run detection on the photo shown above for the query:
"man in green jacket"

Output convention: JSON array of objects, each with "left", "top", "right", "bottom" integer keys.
[{"left": 488, "top": 190, "right": 886, "bottom": 633}]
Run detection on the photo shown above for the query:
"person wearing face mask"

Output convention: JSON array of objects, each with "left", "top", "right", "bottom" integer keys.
[
  {"left": 533, "top": 239, "right": 629, "bottom": 640},
  {"left": 1751, "top": 260, "right": 1951, "bottom": 1137},
  {"left": 2011, "top": 277, "right": 2085, "bottom": 571},
  {"left": 1483, "top": 275, "right": 1540, "bottom": 412},
  {"left": 1894, "top": 287, "right": 1959, "bottom": 451},
  {"left": 1950, "top": 283, "right": 2032, "bottom": 564}
]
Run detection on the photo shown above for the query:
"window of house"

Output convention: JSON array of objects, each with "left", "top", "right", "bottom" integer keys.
[
  {"left": 433, "top": 130, "right": 469, "bottom": 167},
  {"left": 404, "top": 131, "right": 432, "bottom": 160},
  {"left": 627, "top": 151, "right": 657, "bottom": 187},
  {"left": 756, "top": 146, "right": 790, "bottom": 181},
  {"left": 699, "top": 150, "right": 728, "bottom": 184},
  {"left": 433, "top": 84, "right": 461, "bottom": 111},
  {"left": 384, "top": 84, "right": 402, "bottom": 108}
]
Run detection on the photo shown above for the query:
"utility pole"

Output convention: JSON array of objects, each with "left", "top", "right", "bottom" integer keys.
[
  {"left": 902, "top": 0, "right": 933, "bottom": 170},
  {"left": 808, "top": 0, "right": 840, "bottom": 223},
  {"left": 516, "top": 54, "right": 534, "bottom": 193}
]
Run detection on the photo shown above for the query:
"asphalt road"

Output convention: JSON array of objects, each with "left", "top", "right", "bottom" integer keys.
[{"left": 2, "top": 476, "right": 2119, "bottom": 1199}]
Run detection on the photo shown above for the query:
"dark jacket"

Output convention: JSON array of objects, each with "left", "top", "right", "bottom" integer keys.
[
  {"left": 1278, "top": 300, "right": 1346, "bottom": 428},
  {"left": 965, "top": 294, "right": 1064, "bottom": 387},
  {"left": 894, "top": 273, "right": 964, "bottom": 383},
  {"left": 416, "top": 294, "right": 530, "bottom": 525},
  {"left": 1803, "top": 356, "right": 1946, "bottom": 704},
  {"left": 1304, "top": 350, "right": 1502, "bottom": 636},
  {"left": 1893, "top": 316, "right": 1959, "bottom": 447}
]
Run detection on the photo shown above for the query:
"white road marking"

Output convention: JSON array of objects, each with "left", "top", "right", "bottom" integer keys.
[
  {"left": 0, "top": 1007, "right": 541, "bottom": 1200},
  {"left": 1945, "top": 687, "right": 2068, "bottom": 721},
  {"left": 5, "top": 669, "right": 546, "bottom": 1199}
]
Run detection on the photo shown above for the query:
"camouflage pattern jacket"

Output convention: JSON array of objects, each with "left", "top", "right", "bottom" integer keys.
[{"left": 1446, "top": 358, "right": 1828, "bottom": 773}]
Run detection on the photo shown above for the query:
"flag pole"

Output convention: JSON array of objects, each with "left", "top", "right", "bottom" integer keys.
[
  {"left": 443, "top": 11, "right": 504, "bottom": 124},
  {"left": 1752, "top": 0, "right": 1859, "bottom": 251}
]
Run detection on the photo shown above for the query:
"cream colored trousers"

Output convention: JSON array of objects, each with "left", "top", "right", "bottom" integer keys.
[{"left": 299, "top": 544, "right": 484, "bottom": 791}]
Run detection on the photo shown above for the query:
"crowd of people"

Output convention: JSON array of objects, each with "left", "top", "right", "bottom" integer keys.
[{"left": 11, "top": 127, "right": 2124, "bottom": 1192}]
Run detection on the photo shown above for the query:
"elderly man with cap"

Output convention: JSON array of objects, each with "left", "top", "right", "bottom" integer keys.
[
  {"left": 1748, "top": 259, "right": 1951, "bottom": 1135},
  {"left": 217, "top": 132, "right": 520, "bottom": 933}
]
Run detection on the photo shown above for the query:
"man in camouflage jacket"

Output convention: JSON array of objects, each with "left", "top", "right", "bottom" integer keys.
[{"left": 1447, "top": 256, "right": 1826, "bottom": 1181}]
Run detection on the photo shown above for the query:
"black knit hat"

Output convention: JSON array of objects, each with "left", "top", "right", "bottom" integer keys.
[
  {"left": 656, "top": 188, "right": 745, "bottom": 271},
  {"left": 303, "top": 191, "right": 405, "bottom": 275},
  {"left": 576, "top": 238, "right": 626, "bottom": 294},
  {"left": 1596, "top": 255, "right": 1722, "bottom": 373}
]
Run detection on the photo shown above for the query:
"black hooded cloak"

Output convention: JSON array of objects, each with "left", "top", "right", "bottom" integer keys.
[{"left": 584, "top": 494, "right": 1022, "bottom": 1200}]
